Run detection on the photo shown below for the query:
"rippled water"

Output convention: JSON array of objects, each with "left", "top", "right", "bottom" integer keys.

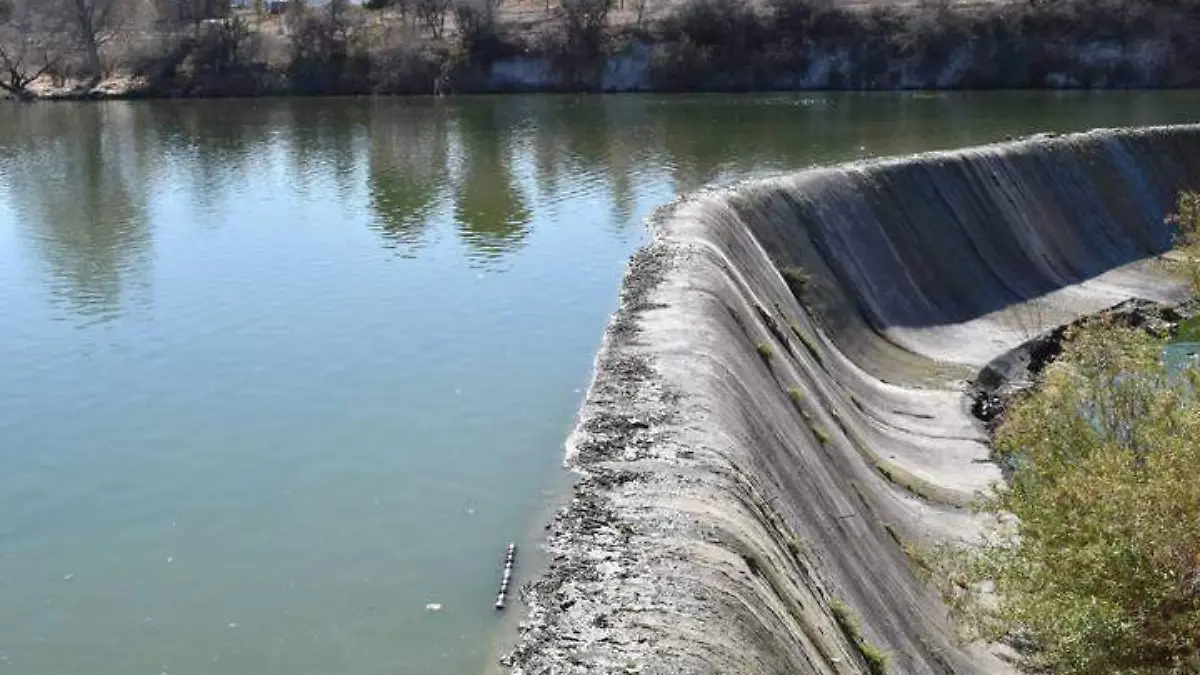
[{"left": 1, "top": 92, "right": 1197, "bottom": 675}]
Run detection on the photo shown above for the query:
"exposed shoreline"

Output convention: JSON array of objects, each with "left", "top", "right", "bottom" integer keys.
[{"left": 504, "top": 125, "right": 1200, "bottom": 673}]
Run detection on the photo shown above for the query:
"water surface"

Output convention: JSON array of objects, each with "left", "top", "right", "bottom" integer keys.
[{"left": 1, "top": 92, "right": 1197, "bottom": 675}]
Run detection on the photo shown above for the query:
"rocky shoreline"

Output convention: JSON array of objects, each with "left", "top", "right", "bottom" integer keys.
[
  {"left": 969, "top": 298, "right": 1195, "bottom": 438},
  {"left": 502, "top": 212, "right": 686, "bottom": 674}
]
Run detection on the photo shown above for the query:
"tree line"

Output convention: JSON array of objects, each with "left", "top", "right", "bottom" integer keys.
[{"left": 4, "top": 0, "right": 1198, "bottom": 98}]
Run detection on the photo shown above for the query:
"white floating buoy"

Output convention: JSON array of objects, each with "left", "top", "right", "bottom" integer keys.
[{"left": 425, "top": 603, "right": 443, "bottom": 612}]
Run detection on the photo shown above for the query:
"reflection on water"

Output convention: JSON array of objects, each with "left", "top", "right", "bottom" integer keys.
[
  {"left": 452, "top": 102, "right": 531, "bottom": 261},
  {"left": 368, "top": 103, "right": 450, "bottom": 255},
  {"left": 1, "top": 106, "right": 154, "bottom": 322},
  {"left": 3, "top": 92, "right": 1199, "bottom": 321},
  {"left": 0, "top": 92, "right": 1198, "bottom": 675}
]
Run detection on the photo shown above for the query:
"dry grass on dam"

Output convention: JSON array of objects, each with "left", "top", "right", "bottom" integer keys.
[{"left": 504, "top": 124, "right": 1200, "bottom": 675}]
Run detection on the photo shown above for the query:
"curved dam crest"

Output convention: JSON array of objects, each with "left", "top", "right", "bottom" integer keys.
[{"left": 506, "top": 125, "right": 1200, "bottom": 674}]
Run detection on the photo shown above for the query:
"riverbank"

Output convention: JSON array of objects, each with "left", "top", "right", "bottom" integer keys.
[
  {"left": 10, "top": 0, "right": 1200, "bottom": 100},
  {"left": 505, "top": 126, "right": 1200, "bottom": 673}
]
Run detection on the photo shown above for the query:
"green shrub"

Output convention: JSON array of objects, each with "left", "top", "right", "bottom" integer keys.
[
  {"left": 780, "top": 266, "right": 811, "bottom": 300},
  {"left": 966, "top": 321, "right": 1200, "bottom": 674},
  {"left": 756, "top": 342, "right": 774, "bottom": 361},
  {"left": 811, "top": 423, "right": 829, "bottom": 445},
  {"left": 1169, "top": 191, "right": 1200, "bottom": 295}
]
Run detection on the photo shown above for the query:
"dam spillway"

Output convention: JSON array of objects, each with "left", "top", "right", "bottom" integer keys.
[{"left": 506, "top": 125, "right": 1200, "bottom": 674}]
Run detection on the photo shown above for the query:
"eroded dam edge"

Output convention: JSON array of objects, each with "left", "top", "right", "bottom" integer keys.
[{"left": 505, "top": 125, "right": 1200, "bottom": 675}]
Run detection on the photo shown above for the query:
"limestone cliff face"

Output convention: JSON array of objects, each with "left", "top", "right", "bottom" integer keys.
[{"left": 507, "top": 125, "right": 1200, "bottom": 674}]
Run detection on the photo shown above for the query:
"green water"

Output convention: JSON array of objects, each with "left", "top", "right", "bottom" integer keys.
[
  {"left": 1, "top": 92, "right": 1197, "bottom": 675},
  {"left": 1166, "top": 316, "right": 1200, "bottom": 373}
]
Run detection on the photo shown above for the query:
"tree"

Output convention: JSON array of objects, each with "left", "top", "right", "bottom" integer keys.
[
  {"left": 414, "top": 0, "right": 449, "bottom": 38},
  {"left": 0, "top": 3, "right": 69, "bottom": 97},
  {"left": 43, "top": 0, "right": 135, "bottom": 81},
  {"left": 959, "top": 313, "right": 1200, "bottom": 674},
  {"left": 561, "top": 0, "right": 614, "bottom": 57},
  {"left": 1168, "top": 190, "right": 1200, "bottom": 295}
]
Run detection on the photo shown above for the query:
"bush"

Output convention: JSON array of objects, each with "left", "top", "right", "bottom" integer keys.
[
  {"left": 965, "top": 319, "right": 1200, "bottom": 674},
  {"left": 367, "top": 38, "right": 448, "bottom": 93},
  {"left": 415, "top": 0, "right": 451, "bottom": 39},
  {"left": 288, "top": 10, "right": 367, "bottom": 92},
  {"left": 560, "top": 0, "right": 614, "bottom": 59},
  {"left": 1169, "top": 191, "right": 1200, "bottom": 294},
  {"left": 663, "top": 0, "right": 761, "bottom": 48},
  {"left": 189, "top": 17, "right": 260, "bottom": 76},
  {"left": 780, "top": 266, "right": 810, "bottom": 300},
  {"left": 453, "top": 2, "right": 508, "bottom": 60}
]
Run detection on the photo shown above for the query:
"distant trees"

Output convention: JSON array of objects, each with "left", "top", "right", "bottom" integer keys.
[{"left": 2, "top": 0, "right": 1198, "bottom": 99}]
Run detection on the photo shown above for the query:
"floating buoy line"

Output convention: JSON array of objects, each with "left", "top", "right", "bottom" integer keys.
[{"left": 495, "top": 542, "right": 517, "bottom": 610}]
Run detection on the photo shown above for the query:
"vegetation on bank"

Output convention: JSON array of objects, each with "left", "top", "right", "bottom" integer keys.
[
  {"left": 943, "top": 193, "right": 1200, "bottom": 674},
  {"left": 3, "top": 0, "right": 1200, "bottom": 98}
]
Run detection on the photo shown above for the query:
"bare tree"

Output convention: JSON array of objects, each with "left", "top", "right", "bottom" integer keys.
[
  {"left": 42, "top": 0, "right": 136, "bottom": 81},
  {"left": 282, "top": 0, "right": 312, "bottom": 39},
  {"left": 413, "top": 0, "right": 449, "bottom": 38},
  {"left": 0, "top": 4, "right": 69, "bottom": 97},
  {"left": 561, "top": 0, "right": 614, "bottom": 54}
]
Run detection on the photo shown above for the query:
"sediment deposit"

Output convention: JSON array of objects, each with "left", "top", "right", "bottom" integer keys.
[{"left": 507, "top": 125, "right": 1200, "bottom": 674}]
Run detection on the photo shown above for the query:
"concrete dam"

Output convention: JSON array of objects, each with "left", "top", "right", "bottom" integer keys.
[{"left": 506, "top": 125, "right": 1200, "bottom": 674}]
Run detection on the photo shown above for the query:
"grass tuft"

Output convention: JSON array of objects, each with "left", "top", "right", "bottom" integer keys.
[
  {"left": 830, "top": 599, "right": 889, "bottom": 675},
  {"left": 810, "top": 422, "right": 830, "bottom": 445},
  {"left": 780, "top": 266, "right": 811, "bottom": 300}
]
